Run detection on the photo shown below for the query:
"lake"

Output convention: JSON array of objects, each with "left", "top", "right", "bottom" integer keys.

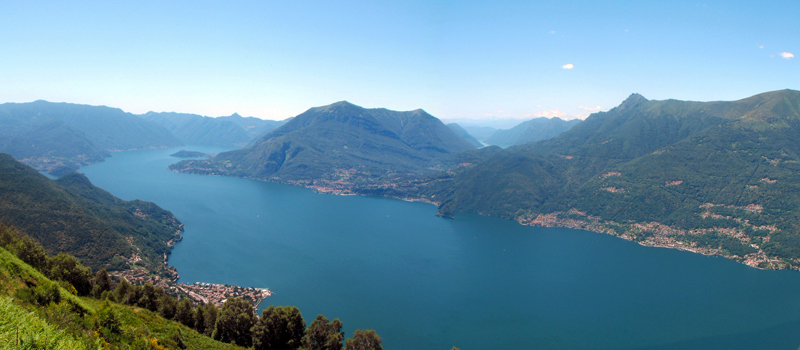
[{"left": 80, "top": 147, "right": 800, "bottom": 350}]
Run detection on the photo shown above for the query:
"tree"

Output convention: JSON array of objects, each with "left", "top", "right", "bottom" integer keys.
[
  {"left": 345, "top": 329, "right": 382, "bottom": 350},
  {"left": 138, "top": 283, "right": 159, "bottom": 311},
  {"left": 194, "top": 303, "right": 207, "bottom": 334},
  {"left": 114, "top": 279, "right": 134, "bottom": 304},
  {"left": 49, "top": 252, "right": 93, "bottom": 296},
  {"left": 158, "top": 294, "right": 178, "bottom": 320},
  {"left": 93, "top": 268, "right": 113, "bottom": 298},
  {"left": 213, "top": 297, "right": 256, "bottom": 347},
  {"left": 175, "top": 298, "right": 195, "bottom": 327},
  {"left": 200, "top": 303, "right": 219, "bottom": 336},
  {"left": 12, "top": 234, "right": 51, "bottom": 275},
  {"left": 301, "top": 314, "right": 344, "bottom": 350},
  {"left": 252, "top": 305, "right": 306, "bottom": 350}
]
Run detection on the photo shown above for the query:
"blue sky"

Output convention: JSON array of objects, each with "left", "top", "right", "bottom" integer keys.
[{"left": 1, "top": 0, "right": 797, "bottom": 121}]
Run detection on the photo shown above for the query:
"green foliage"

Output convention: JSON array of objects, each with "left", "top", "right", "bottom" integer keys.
[
  {"left": 15, "top": 280, "right": 62, "bottom": 306},
  {"left": 198, "top": 302, "right": 219, "bottom": 336},
  {"left": 175, "top": 298, "right": 195, "bottom": 328},
  {"left": 430, "top": 89, "right": 800, "bottom": 266},
  {"left": 49, "top": 252, "right": 93, "bottom": 296},
  {"left": 0, "top": 154, "right": 183, "bottom": 273},
  {"left": 214, "top": 297, "right": 257, "bottom": 347},
  {"left": 92, "top": 268, "right": 112, "bottom": 298},
  {"left": 252, "top": 305, "right": 306, "bottom": 350},
  {"left": 302, "top": 314, "right": 344, "bottom": 350},
  {"left": 158, "top": 293, "right": 178, "bottom": 320},
  {"left": 0, "top": 296, "right": 89, "bottom": 349},
  {"left": 0, "top": 244, "right": 241, "bottom": 349},
  {"left": 345, "top": 329, "right": 383, "bottom": 350}
]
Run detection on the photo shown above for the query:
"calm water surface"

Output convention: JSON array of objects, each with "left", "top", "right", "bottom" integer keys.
[{"left": 81, "top": 147, "right": 800, "bottom": 350}]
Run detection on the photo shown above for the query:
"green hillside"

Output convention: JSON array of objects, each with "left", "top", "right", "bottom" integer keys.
[
  {"left": 0, "top": 231, "right": 242, "bottom": 349},
  {"left": 0, "top": 222, "right": 386, "bottom": 350},
  {"left": 0, "top": 101, "right": 182, "bottom": 175},
  {"left": 171, "top": 101, "right": 476, "bottom": 186},
  {"left": 429, "top": 89, "right": 800, "bottom": 269},
  {"left": 0, "top": 153, "right": 182, "bottom": 273}
]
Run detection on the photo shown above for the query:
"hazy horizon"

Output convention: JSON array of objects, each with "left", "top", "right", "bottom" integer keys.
[{"left": 1, "top": 1, "right": 797, "bottom": 121}]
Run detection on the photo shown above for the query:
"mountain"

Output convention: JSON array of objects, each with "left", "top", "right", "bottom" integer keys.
[
  {"left": 428, "top": 89, "right": 800, "bottom": 269},
  {"left": 447, "top": 123, "right": 484, "bottom": 148},
  {"left": 141, "top": 111, "right": 286, "bottom": 147},
  {"left": 484, "top": 117, "right": 582, "bottom": 147},
  {"left": 0, "top": 153, "right": 182, "bottom": 273},
  {"left": 0, "top": 100, "right": 181, "bottom": 175},
  {"left": 171, "top": 101, "right": 476, "bottom": 185}
]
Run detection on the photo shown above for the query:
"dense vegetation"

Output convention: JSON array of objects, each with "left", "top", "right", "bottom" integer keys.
[
  {"left": 171, "top": 101, "right": 476, "bottom": 183},
  {"left": 0, "top": 222, "right": 385, "bottom": 349},
  {"left": 0, "top": 100, "right": 181, "bottom": 175},
  {"left": 142, "top": 112, "right": 286, "bottom": 147},
  {"left": 484, "top": 117, "right": 581, "bottom": 148},
  {"left": 0, "top": 153, "right": 182, "bottom": 273},
  {"left": 426, "top": 89, "right": 800, "bottom": 268}
]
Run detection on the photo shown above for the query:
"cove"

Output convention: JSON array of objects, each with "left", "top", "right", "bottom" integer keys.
[{"left": 80, "top": 147, "right": 800, "bottom": 350}]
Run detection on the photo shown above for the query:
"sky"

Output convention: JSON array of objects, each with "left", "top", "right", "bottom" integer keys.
[{"left": 1, "top": 0, "right": 797, "bottom": 121}]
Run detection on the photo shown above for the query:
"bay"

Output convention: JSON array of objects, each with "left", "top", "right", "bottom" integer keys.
[{"left": 81, "top": 147, "right": 800, "bottom": 350}]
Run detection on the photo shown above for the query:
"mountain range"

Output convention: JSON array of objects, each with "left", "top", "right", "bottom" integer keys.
[
  {"left": 170, "top": 101, "right": 476, "bottom": 185},
  {"left": 0, "top": 101, "right": 182, "bottom": 175},
  {"left": 484, "top": 116, "right": 582, "bottom": 147},
  {"left": 142, "top": 111, "right": 286, "bottom": 147},
  {"left": 425, "top": 89, "right": 800, "bottom": 269}
]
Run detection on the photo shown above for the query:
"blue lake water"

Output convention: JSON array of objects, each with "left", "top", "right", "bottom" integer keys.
[{"left": 80, "top": 147, "right": 800, "bottom": 350}]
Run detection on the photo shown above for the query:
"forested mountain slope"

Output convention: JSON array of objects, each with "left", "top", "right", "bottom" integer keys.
[
  {"left": 429, "top": 89, "right": 800, "bottom": 269},
  {"left": 171, "top": 101, "right": 476, "bottom": 184},
  {"left": 0, "top": 101, "right": 181, "bottom": 175},
  {"left": 0, "top": 153, "right": 182, "bottom": 273}
]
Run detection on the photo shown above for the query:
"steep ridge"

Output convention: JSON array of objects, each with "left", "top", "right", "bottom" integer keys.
[
  {"left": 171, "top": 101, "right": 476, "bottom": 186},
  {"left": 430, "top": 89, "right": 800, "bottom": 269},
  {"left": 0, "top": 101, "right": 181, "bottom": 175},
  {"left": 0, "top": 153, "right": 182, "bottom": 273}
]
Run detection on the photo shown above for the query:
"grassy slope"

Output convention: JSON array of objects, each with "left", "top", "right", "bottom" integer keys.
[{"left": 0, "top": 246, "right": 241, "bottom": 350}]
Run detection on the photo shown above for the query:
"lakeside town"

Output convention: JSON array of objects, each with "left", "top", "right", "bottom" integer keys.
[{"left": 113, "top": 267, "right": 272, "bottom": 308}]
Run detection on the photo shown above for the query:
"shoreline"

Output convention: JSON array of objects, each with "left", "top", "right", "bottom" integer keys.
[
  {"left": 167, "top": 166, "right": 798, "bottom": 272},
  {"left": 289, "top": 181, "right": 799, "bottom": 271}
]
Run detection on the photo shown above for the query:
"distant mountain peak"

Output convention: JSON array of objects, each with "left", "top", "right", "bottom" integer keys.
[
  {"left": 330, "top": 100, "right": 357, "bottom": 107},
  {"left": 229, "top": 113, "right": 243, "bottom": 118},
  {"left": 618, "top": 93, "right": 648, "bottom": 110}
]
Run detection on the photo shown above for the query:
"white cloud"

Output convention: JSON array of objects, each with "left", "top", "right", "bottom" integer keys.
[
  {"left": 758, "top": 44, "right": 764, "bottom": 49},
  {"left": 580, "top": 105, "right": 602, "bottom": 111},
  {"left": 780, "top": 52, "right": 794, "bottom": 59},
  {"left": 562, "top": 63, "right": 574, "bottom": 69},
  {"left": 548, "top": 30, "right": 556, "bottom": 34}
]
